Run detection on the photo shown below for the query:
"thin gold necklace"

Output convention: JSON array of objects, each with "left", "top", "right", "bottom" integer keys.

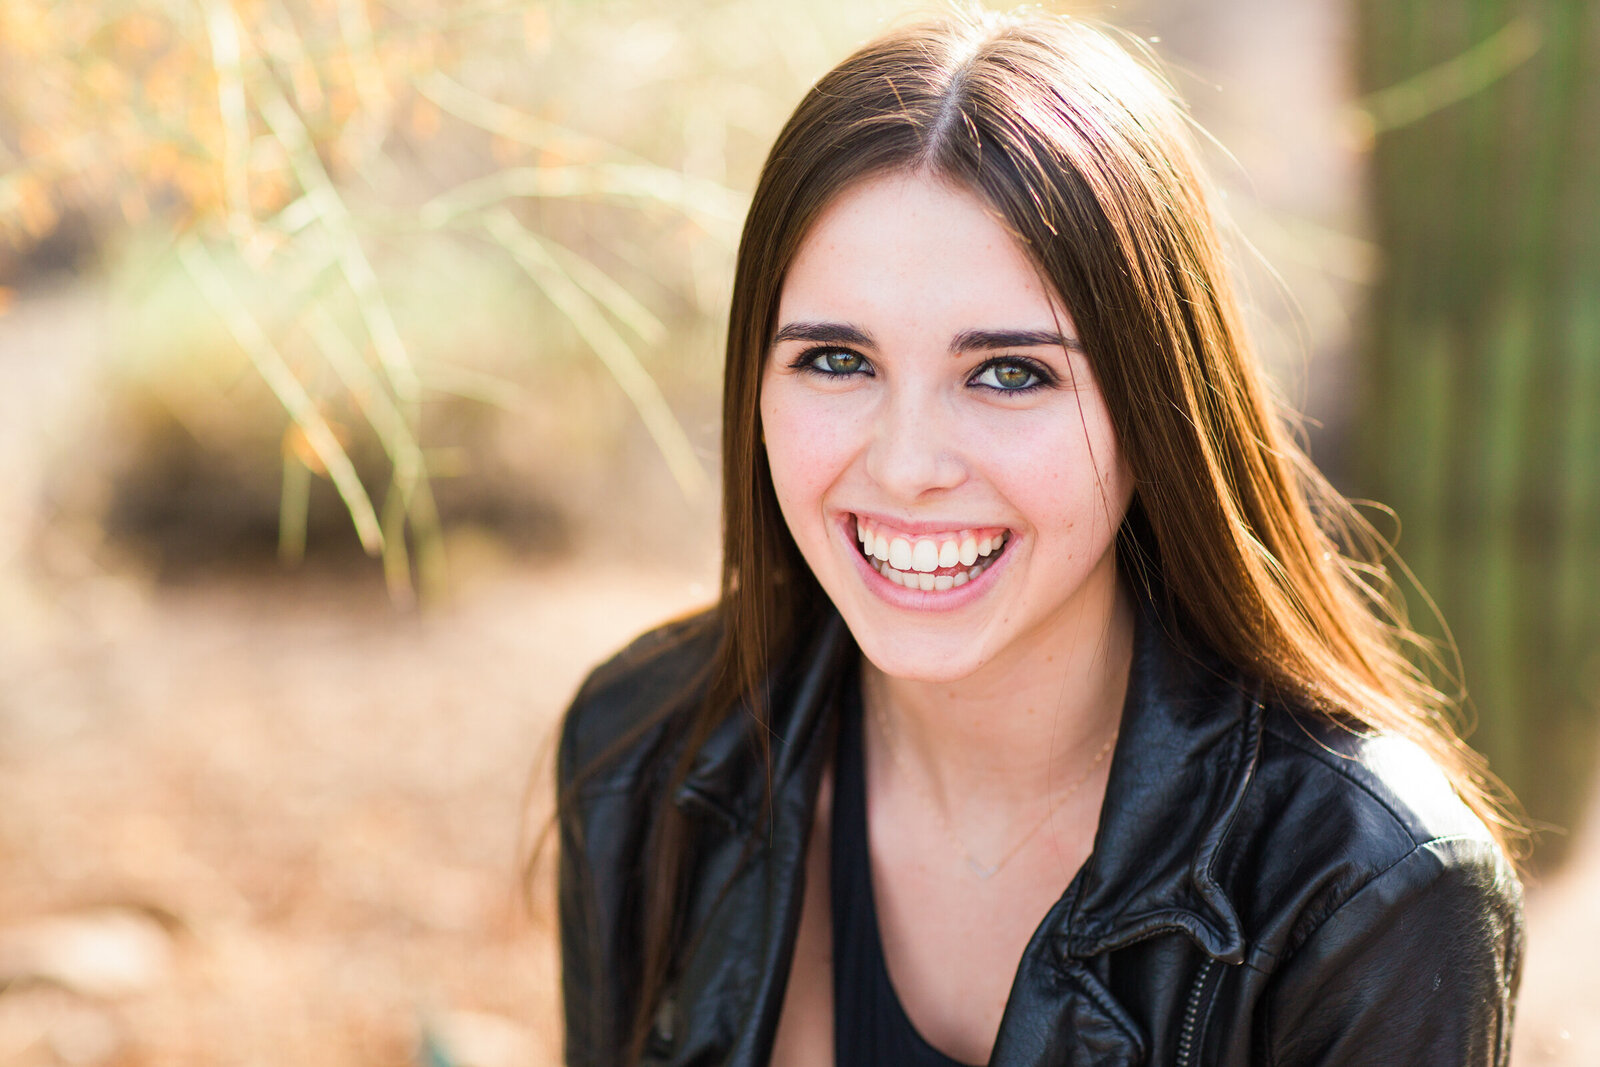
[{"left": 870, "top": 698, "right": 1117, "bottom": 880}]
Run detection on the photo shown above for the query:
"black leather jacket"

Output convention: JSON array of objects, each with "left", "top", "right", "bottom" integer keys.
[{"left": 558, "top": 605, "right": 1524, "bottom": 1066}]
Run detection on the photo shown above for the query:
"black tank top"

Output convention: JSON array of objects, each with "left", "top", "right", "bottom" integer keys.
[{"left": 830, "top": 682, "right": 981, "bottom": 1067}]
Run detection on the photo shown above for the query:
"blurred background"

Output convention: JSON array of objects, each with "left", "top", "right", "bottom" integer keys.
[{"left": 0, "top": 0, "right": 1594, "bottom": 1064}]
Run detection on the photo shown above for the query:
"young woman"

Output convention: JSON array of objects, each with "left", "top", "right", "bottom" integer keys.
[{"left": 556, "top": 11, "right": 1524, "bottom": 1066}]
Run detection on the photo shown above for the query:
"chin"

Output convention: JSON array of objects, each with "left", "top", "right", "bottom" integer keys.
[{"left": 846, "top": 625, "right": 992, "bottom": 684}]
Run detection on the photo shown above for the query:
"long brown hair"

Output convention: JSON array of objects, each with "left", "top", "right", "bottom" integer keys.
[{"left": 591, "top": 9, "right": 1520, "bottom": 1060}]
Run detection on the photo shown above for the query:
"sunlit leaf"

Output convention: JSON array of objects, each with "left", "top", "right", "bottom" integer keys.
[{"left": 483, "top": 208, "right": 707, "bottom": 500}]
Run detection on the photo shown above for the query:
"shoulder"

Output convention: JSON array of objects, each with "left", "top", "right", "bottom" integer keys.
[
  {"left": 558, "top": 609, "right": 722, "bottom": 795},
  {"left": 1220, "top": 708, "right": 1525, "bottom": 1064},
  {"left": 1255, "top": 706, "right": 1498, "bottom": 856},
  {"left": 1227, "top": 704, "right": 1522, "bottom": 967}
]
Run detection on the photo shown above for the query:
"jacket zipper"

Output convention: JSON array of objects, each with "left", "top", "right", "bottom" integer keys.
[{"left": 1175, "top": 957, "right": 1218, "bottom": 1067}]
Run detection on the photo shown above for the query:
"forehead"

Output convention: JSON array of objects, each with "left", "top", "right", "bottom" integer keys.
[{"left": 777, "top": 171, "right": 1069, "bottom": 338}]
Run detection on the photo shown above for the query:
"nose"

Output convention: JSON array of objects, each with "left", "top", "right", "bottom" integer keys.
[{"left": 864, "top": 388, "right": 967, "bottom": 501}]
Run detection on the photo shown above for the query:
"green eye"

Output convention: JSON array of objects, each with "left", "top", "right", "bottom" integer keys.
[
  {"left": 814, "top": 349, "right": 865, "bottom": 374},
  {"left": 972, "top": 359, "right": 1043, "bottom": 391}
]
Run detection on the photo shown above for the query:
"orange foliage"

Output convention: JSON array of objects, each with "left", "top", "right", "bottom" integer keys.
[{"left": 0, "top": 0, "right": 485, "bottom": 255}]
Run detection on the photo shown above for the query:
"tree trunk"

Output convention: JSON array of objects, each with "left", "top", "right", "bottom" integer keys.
[{"left": 1355, "top": 0, "right": 1600, "bottom": 868}]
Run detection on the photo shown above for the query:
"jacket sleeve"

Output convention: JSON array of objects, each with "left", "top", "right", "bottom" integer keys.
[
  {"left": 557, "top": 701, "right": 613, "bottom": 1067},
  {"left": 1261, "top": 835, "right": 1524, "bottom": 1067}
]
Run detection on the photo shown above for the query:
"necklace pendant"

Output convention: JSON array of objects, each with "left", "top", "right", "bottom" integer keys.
[{"left": 966, "top": 857, "right": 1000, "bottom": 879}]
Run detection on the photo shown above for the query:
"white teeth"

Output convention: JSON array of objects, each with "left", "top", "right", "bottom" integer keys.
[
  {"left": 889, "top": 537, "right": 912, "bottom": 571},
  {"left": 872, "top": 554, "right": 996, "bottom": 590},
  {"left": 856, "top": 518, "right": 1010, "bottom": 591}
]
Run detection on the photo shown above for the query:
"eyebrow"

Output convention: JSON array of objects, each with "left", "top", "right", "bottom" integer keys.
[
  {"left": 949, "top": 328, "right": 1083, "bottom": 353},
  {"left": 770, "top": 321, "right": 1083, "bottom": 353},
  {"left": 771, "top": 321, "right": 876, "bottom": 347}
]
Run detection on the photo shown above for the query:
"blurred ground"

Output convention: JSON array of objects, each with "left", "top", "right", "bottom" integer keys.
[{"left": 0, "top": 548, "right": 716, "bottom": 1067}]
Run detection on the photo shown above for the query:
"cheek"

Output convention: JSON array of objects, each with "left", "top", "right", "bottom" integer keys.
[
  {"left": 985, "top": 407, "right": 1131, "bottom": 533},
  {"left": 759, "top": 384, "right": 859, "bottom": 517}
]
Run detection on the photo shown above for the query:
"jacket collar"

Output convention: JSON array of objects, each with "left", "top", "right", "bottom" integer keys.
[
  {"left": 1061, "top": 597, "right": 1258, "bottom": 964},
  {"left": 672, "top": 597, "right": 1258, "bottom": 965},
  {"left": 671, "top": 611, "right": 853, "bottom": 830}
]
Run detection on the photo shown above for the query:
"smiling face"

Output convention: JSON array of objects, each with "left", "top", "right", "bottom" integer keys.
[{"left": 759, "top": 171, "right": 1135, "bottom": 684}]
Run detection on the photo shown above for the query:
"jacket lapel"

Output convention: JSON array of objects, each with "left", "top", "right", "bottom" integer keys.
[{"left": 990, "top": 893, "right": 1148, "bottom": 1067}]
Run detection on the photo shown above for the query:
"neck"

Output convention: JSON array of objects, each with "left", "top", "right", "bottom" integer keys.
[{"left": 863, "top": 574, "right": 1135, "bottom": 814}]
